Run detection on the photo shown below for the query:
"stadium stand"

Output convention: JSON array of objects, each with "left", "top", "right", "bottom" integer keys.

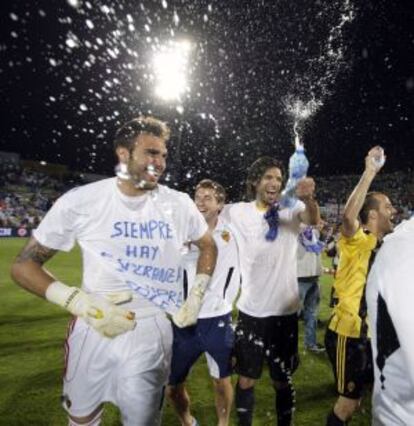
[{"left": 1, "top": 152, "right": 413, "bottom": 232}]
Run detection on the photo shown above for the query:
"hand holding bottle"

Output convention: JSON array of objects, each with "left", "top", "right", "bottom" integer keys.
[{"left": 366, "top": 146, "right": 386, "bottom": 173}]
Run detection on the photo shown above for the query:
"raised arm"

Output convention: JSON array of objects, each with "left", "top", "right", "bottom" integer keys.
[
  {"left": 296, "top": 177, "right": 320, "bottom": 225},
  {"left": 341, "top": 147, "right": 384, "bottom": 238}
]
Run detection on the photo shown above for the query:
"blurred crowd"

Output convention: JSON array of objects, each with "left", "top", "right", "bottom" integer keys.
[
  {"left": 0, "top": 160, "right": 83, "bottom": 228},
  {"left": 1, "top": 159, "right": 413, "bottom": 229},
  {"left": 316, "top": 171, "right": 414, "bottom": 224}
]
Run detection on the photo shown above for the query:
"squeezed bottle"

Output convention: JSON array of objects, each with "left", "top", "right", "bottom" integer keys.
[{"left": 280, "top": 132, "right": 309, "bottom": 207}]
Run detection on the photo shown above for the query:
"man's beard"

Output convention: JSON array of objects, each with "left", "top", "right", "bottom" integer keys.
[{"left": 115, "top": 163, "right": 158, "bottom": 189}]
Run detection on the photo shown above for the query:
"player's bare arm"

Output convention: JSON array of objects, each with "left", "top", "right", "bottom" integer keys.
[
  {"left": 297, "top": 177, "right": 320, "bottom": 225},
  {"left": 12, "top": 236, "right": 136, "bottom": 337},
  {"left": 193, "top": 231, "right": 218, "bottom": 276},
  {"left": 11, "top": 236, "right": 58, "bottom": 298},
  {"left": 172, "top": 232, "right": 217, "bottom": 328},
  {"left": 341, "top": 147, "right": 383, "bottom": 238}
]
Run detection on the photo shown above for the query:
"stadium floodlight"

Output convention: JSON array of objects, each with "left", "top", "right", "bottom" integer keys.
[{"left": 153, "top": 40, "right": 192, "bottom": 101}]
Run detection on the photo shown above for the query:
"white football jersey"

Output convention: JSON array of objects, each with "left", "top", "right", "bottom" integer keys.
[
  {"left": 222, "top": 200, "right": 305, "bottom": 317},
  {"left": 33, "top": 178, "right": 208, "bottom": 314},
  {"left": 367, "top": 217, "right": 414, "bottom": 425},
  {"left": 181, "top": 217, "right": 240, "bottom": 318}
]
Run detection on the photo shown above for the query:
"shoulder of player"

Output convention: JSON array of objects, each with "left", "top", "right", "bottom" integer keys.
[
  {"left": 223, "top": 201, "right": 254, "bottom": 215},
  {"left": 381, "top": 217, "right": 414, "bottom": 251},
  {"left": 373, "top": 220, "right": 414, "bottom": 292},
  {"left": 56, "top": 177, "right": 114, "bottom": 207},
  {"left": 219, "top": 202, "right": 255, "bottom": 228},
  {"left": 156, "top": 184, "right": 191, "bottom": 202},
  {"left": 338, "top": 226, "right": 377, "bottom": 248},
  {"left": 155, "top": 184, "right": 201, "bottom": 216}
]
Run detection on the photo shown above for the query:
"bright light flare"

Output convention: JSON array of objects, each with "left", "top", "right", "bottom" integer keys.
[{"left": 153, "top": 40, "right": 192, "bottom": 101}]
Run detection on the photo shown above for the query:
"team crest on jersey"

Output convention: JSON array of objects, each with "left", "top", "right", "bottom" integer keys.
[
  {"left": 221, "top": 230, "right": 230, "bottom": 242},
  {"left": 347, "top": 381, "right": 356, "bottom": 393}
]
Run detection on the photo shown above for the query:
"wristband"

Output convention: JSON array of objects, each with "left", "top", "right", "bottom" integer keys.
[{"left": 45, "top": 281, "right": 78, "bottom": 308}]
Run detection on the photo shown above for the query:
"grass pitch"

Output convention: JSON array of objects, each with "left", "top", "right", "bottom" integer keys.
[{"left": 0, "top": 238, "right": 371, "bottom": 425}]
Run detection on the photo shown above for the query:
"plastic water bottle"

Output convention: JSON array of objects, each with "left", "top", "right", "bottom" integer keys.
[
  {"left": 371, "top": 146, "right": 385, "bottom": 168},
  {"left": 280, "top": 145, "right": 309, "bottom": 208}
]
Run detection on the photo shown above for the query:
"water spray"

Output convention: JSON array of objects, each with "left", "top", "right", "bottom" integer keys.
[
  {"left": 293, "top": 121, "right": 301, "bottom": 150},
  {"left": 280, "top": 98, "right": 319, "bottom": 207},
  {"left": 280, "top": 0, "right": 355, "bottom": 207},
  {"left": 115, "top": 163, "right": 158, "bottom": 189}
]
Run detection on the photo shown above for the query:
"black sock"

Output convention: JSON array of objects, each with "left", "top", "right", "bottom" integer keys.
[
  {"left": 326, "top": 410, "right": 347, "bottom": 426},
  {"left": 235, "top": 384, "right": 255, "bottom": 426},
  {"left": 275, "top": 384, "right": 295, "bottom": 426}
]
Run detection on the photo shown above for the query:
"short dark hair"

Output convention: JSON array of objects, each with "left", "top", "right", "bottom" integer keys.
[
  {"left": 246, "top": 156, "right": 284, "bottom": 200},
  {"left": 195, "top": 179, "right": 226, "bottom": 204},
  {"left": 359, "top": 192, "right": 382, "bottom": 224},
  {"left": 114, "top": 116, "right": 170, "bottom": 151}
]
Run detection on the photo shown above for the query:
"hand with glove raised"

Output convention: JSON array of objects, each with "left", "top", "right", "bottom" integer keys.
[
  {"left": 45, "top": 281, "right": 136, "bottom": 338},
  {"left": 172, "top": 274, "right": 210, "bottom": 328}
]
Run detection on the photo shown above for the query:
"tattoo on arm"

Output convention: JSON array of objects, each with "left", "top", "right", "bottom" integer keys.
[{"left": 15, "top": 238, "right": 57, "bottom": 265}]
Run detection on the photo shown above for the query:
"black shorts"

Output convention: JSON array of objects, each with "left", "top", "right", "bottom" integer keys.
[
  {"left": 325, "top": 328, "right": 373, "bottom": 399},
  {"left": 233, "top": 311, "right": 299, "bottom": 381}
]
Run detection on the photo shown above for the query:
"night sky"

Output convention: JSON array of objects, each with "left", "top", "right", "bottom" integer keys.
[{"left": 1, "top": 0, "right": 413, "bottom": 197}]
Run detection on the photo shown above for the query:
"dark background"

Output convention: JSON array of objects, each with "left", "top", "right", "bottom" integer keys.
[{"left": 1, "top": 0, "right": 413, "bottom": 198}]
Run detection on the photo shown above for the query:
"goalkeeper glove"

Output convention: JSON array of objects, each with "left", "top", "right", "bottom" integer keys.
[
  {"left": 45, "top": 281, "right": 136, "bottom": 338},
  {"left": 172, "top": 274, "right": 211, "bottom": 328}
]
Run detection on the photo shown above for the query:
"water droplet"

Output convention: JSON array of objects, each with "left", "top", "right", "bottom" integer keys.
[
  {"left": 86, "top": 19, "right": 94, "bottom": 29},
  {"left": 67, "top": 0, "right": 81, "bottom": 8}
]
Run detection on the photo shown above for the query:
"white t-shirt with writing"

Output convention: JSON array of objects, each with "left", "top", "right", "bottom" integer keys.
[
  {"left": 182, "top": 217, "right": 240, "bottom": 318},
  {"left": 33, "top": 178, "right": 208, "bottom": 314},
  {"left": 367, "top": 217, "right": 414, "bottom": 425},
  {"left": 222, "top": 201, "right": 305, "bottom": 317}
]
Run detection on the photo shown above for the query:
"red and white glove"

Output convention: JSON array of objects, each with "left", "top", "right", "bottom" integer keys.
[
  {"left": 172, "top": 274, "right": 211, "bottom": 328},
  {"left": 45, "top": 282, "right": 136, "bottom": 338}
]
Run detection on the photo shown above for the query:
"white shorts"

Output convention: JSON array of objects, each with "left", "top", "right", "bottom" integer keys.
[{"left": 62, "top": 312, "right": 173, "bottom": 426}]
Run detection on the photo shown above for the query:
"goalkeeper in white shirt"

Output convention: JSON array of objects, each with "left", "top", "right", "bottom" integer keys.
[{"left": 11, "top": 116, "right": 217, "bottom": 426}]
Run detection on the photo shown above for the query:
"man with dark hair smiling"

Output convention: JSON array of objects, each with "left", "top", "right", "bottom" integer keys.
[{"left": 222, "top": 156, "right": 320, "bottom": 426}]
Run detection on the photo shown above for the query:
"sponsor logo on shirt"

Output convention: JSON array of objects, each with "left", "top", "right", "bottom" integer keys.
[{"left": 347, "top": 381, "right": 356, "bottom": 393}]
